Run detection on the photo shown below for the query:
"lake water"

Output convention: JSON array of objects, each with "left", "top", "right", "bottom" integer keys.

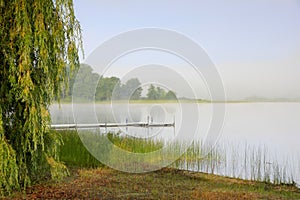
[{"left": 50, "top": 102, "right": 300, "bottom": 185}]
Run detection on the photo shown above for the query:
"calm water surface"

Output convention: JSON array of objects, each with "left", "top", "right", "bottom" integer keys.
[{"left": 50, "top": 102, "right": 300, "bottom": 185}]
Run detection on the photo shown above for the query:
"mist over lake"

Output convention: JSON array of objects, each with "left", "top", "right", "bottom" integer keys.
[{"left": 50, "top": 102, "right": 300, "bottom": 185}]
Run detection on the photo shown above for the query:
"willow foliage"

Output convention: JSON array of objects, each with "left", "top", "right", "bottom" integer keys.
[{"left": 0, "top": 0, "right": 82, "bottom": 195}]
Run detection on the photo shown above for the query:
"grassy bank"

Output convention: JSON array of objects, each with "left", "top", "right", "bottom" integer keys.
[
  {"left": 58, "top": 130, "right": 164, "bottom": 168},
  {"left": 58, "top": 130, "right": 298, "bottom": 186},
  {"left": 8, "top": 168, "right": 300, "bottom": 199},
  {"left": 6, "top": 130, "right": 300, "bottom": 199}
]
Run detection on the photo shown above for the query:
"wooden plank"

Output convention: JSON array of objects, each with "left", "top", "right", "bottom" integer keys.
[{"left": 50, "top": 122, "right": 175, "bottom": 130}]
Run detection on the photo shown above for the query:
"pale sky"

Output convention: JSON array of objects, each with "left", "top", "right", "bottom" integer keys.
[{"left": 73, "top": 0, "right": 300, "bottom": 100}]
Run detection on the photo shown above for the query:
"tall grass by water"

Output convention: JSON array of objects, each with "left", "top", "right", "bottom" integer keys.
[
  {"left": 58, "top": 130, "right": 297, "bottom": 186},
  {"left": 59, "top": 130, "right": 103, "bottom": 168},
  {"left": 59, "top": 130, "right": 164, "bottom": 167},
  {"left": 172, "top": 141, "right": 297, "bottom": 186}
]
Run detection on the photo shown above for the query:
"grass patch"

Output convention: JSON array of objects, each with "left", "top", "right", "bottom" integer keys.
[
  {"left": 8, "top": 168, "right": 300, "bottom": 199},
  {"left": 5, "top": 130, "right": 300, "bottom": 199},
  {"left": 58, "top": 130, "right": 104, "bottom": 168},
  {"left": 58, "top": 130, "right": 164, "bottom": 167},
  {"left": 58, "top": 130, "right": 298, "bottom": 185},
  {"left": 107, "top": 132, "right": 164, "bottom": 153}
]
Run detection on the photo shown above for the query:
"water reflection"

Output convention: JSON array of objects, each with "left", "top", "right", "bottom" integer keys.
[{"left": 50, "top": 103, "right": 300, "bottom": 186}]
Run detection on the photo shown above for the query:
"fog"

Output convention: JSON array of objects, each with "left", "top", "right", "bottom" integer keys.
[
  {"left": 218, "top": 51, "right": 300, "bottom": 100},
  {"left": 74, "top": 0, "right": 300, "bottom": 101}
]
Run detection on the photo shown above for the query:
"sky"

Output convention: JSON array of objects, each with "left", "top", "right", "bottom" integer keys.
[{"left": 73, "top": 0, "right": 300, "bottom": 100}]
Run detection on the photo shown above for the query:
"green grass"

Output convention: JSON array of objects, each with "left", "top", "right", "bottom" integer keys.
[
  {"left": 58, "top": 130, "right": 164, "bottom": 167},
  {"left": 58, "top": 130, "right": 297, "bottom": 186},
  {"left": 59, "top": 130, "right": 104, "bottom": 168},
  {"left": 8, "top": 168, "right": 300, "bottom": 199},
  {"left": 107, "top": 132, "right": 164, "bottom": 153},
  {"left": 6, "top": 130, "right": 300, "bottom": 199}
]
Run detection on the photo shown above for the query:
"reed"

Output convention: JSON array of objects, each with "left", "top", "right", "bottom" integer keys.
[
  {"left": 57, "top": 130, "right": 297, "bottom": 185},
  {"left": 58, "top": 130, "right": 104, "bottom": 168}
]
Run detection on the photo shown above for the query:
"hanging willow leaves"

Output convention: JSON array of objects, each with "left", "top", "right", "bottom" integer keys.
[{"left": 0, "top": 0, "right": 82, "bottom": 195}]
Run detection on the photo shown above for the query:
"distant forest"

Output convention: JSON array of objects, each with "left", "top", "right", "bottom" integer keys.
[{"left": 62, "top": 64, "right": 177, "bottom": 101}]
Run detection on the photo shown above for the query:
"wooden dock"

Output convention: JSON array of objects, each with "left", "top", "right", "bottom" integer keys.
[{"left": 50, "top": 122, "right": 175, "bottom": 130}]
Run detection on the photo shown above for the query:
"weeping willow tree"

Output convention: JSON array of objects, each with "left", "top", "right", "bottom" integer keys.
[{"left": 0, "top": 0, "right": 82, "bottom": 195}]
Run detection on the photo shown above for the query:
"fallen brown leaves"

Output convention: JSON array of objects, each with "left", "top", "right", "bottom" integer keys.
[{"left": 5, "top": 167, "right": 300, "bottom": 200}]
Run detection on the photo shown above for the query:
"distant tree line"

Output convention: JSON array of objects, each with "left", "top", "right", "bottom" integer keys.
[
  {"left": 147, "top": 84, "right": 176, "bottom": 100},
  {"left": 96, "top": 76, "right": 142, "bottom": 101},
  {"left": 65, "top": 64, "right": 177, "bottom": 101}
]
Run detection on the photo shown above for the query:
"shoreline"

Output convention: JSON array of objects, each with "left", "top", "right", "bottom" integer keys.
[
  {"left": 53, "top": 100, "right": 300, "bottom": 104},
  {"left": 7, "top": 167, "right": 300, "bottom": 199}
]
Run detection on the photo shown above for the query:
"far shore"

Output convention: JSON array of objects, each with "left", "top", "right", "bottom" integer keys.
[{"left": 53, "top": 99, "right": 300, "bottom": 104}]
